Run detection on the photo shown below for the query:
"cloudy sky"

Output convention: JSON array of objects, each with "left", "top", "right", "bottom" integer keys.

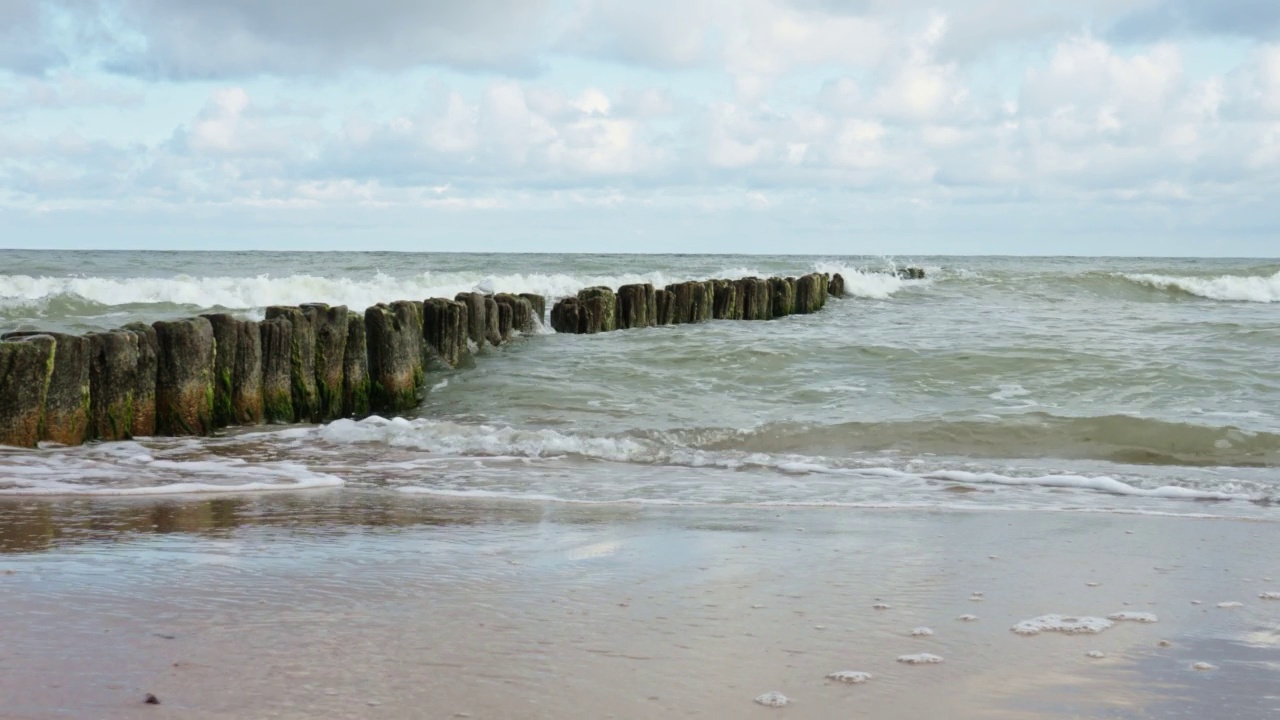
[{"left": 2, "top": 0, "right": 1279, "bottom": 255}]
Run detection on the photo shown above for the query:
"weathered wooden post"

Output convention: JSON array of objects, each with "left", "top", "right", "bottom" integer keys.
[
  {"left": 153, "top": 317, "right": 216, "bottom": 436},
  {"left": 0, "top": 335, "right": 54, "bottom": 447}
]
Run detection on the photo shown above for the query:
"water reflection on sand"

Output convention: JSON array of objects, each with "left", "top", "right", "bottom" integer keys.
[{"left": 2, "top": 493, "right": 1278, "bottom": 719}]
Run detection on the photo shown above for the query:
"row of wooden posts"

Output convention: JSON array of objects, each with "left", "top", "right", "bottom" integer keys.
[
  {"left": 0, "top": 291, "right": 544, "bottom": 449},
  {"left": 0, "top": 268, "right": 922, "bottom": 449},
  {"left": 551, "top": 272, "right": 842, "bottom": 333}
]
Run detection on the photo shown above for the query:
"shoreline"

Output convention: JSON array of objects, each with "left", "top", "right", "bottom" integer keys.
[{"left": 3, "top": 494, "right": 1278, "bottom": 719}]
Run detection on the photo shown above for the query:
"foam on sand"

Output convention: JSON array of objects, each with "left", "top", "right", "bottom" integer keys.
[
  {"left": 1107, "top": 612, "right": 1158, "bottom": 623},
  {"left": 910, "top": 627, "right": 935, "bottom": 637},
  {"left": 1259, "top": 592, "right": 1280, "bottom": 600},
  {"left": 926, "top": 470, "right": 1253, "bottom": 501},
  {"left": 897, "top": 653, "right": 944, "bottom": 664},
  {"left": 1216, "top": 601, "right": 1244, "bottom": 608},
  {"left": 1085, "top": 651, "right": 1106, "bottom": 659},
  {"left": 957, "top": 615, "right": 978, "bottom": 622},
  {"left": 1011, "top": 615, "right": 1113, "bottom": 636},
  {"left": 754, "top": 692, "right": 789, "bottom": 707},
  {"left": 1192, "top": 662, "right": 1216, "bottom": 671},
  {"left": 0, "top": 442, "right": 345, "bottom": 496},
  {"left": 825, "top": 671, "right": 872, "bottom": 684}
]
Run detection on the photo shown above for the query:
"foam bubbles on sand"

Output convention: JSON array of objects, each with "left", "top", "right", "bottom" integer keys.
[
  {"left": 754, "top": 692, "right": 789, "bottom": 707},
  {"left": 968, "top": 592, "right": 984, "bottom": 602},
  {"left": 910, "top": 627, "right": 935, "bottom": 637},
  {"left": 873, "top": 603, "right": 892, "bottom": 610},
  {"left": 1192, "top": 662, "right": 1216, "bottom": 671},
  {"left": 1085, "top": 651, "right": 1107, "bottom": 659},
  {"left": 825, "top": 671, "right": 872, "bottom": 684},
  {"left": 897, "top": 653, "right": 944, "bottom": 664},
  {"left": 1011, "top": 615, "right": 1113, "bottom": 636},
  {"left": 1108, "top": 612, "right": 1158, "bottom": 623},
  {"left": 1258, "top": 592, "right": 1280, "bottom": 600},
  {"left": 1216, "top": 601, "right": 1244, "bottom": 608},
  {"left": 957, "top": 614, "right": 979, "bottom": 622}
]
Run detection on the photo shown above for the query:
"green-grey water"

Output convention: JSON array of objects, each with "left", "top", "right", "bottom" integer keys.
[{"left": 1, "top": 251, "right": 1278, "bottom": 517}]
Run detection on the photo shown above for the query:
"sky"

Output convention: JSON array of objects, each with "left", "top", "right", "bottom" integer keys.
[{"left": 2, "top": 0, "right": 1280, "bottom": 256}]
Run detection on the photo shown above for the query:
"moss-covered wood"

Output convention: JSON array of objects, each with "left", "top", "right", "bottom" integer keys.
[
  {"left": 153, "top": 317, "right": 216, "bottom": 436},
  {"left": 2, "top": 331, "right": 91, "bottom": 445},
  {"left": 259, "top": 317, "right": 295, "bottom": 424},
  {"left": 519, "top": 294, "right": 547, "bottom": 327},
  {"left": 828, "top": 273, "right": 845, "bottom": 298},
  {"left": 577, "top": 287, "right": 617, "bottom": 333},
  {"left": 366, "top": 303, "right": 420, "bottom": 415},
  {"left": 550, "top": 297, "right": 582, "bottom": 334},
  {"left": 617, "top": 284, "right": 652, "bottom": 329},
  {"left": 86, "top": 330, "right": 138, "bottom": 442},
  {"left": 0, "top": 335, "right": 55, "bottom": 447},
  {"left": 796, "top": 273, "right": 826, "bottom": 314},
  {"left": 232, "top": 319, "right": 264, "bottom": 425},
  {"left": 342, "top": 311, "right": 370, "bottom": 418},
  {"left": 454, "top": 292, "right": 488, "bottom": 348},
  {"left": 424, "top": 298, "right": 466, "bottom": 368},
  {"left": 769, "top": 277, "right": 795, "bottom": 317},
  {"left": 264, "top": 306, "right": 319, "bottom": 423},
  {"left": 484, "top": 297, "right": 502, "bottom": 346},
  {"left": 303, "top": 303, "right": 348, "bottom": 422},
  {"left": 494, "top": 293, "right": 535, "bottom": 334},
  {"left": 201, "top": 314, "right": 240, "bottom": 428},
  {"left": 122, "top": 322, "right": 158, "bottom": 437}
]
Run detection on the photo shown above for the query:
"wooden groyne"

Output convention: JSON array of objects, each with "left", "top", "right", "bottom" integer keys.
[
  {"left": 550, "top": 271, "right": 837, "bottom": 333},
  {"left": 0, "top": 268, "right": 922, "bottom": 449}
]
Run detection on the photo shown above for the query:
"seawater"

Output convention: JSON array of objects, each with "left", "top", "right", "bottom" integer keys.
[{"left": 1, "top": 251, "right": 1278, "bottom": 518}]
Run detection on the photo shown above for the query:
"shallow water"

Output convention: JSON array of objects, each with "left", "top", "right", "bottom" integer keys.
[{"left": 1, "top": 251, "right": 1278, "bottom": 518}]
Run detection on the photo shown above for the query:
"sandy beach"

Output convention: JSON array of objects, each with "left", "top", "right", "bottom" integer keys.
[{"left": 2, "top": 492, "right": 1277, "bottom": 719}]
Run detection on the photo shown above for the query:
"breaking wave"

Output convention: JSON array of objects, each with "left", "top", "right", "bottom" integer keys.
[{"left": 1119, "top": 271, "right": 1280, "bottom": 303}]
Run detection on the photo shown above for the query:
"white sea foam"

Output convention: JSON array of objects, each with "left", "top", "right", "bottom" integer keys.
[
  {"left": 897, "top": 653, "right": 944, "bottom": 664},
  {"left": 0, "top": 441, "right": 345, "bottom": 496},
  {"left": 1108, "top": 612, "right": 1158, "bottom": 623},
  {"left": 910, "top": 627, "right": 934, "bottom": 637},
  {"left": 754, "top": 691, "right": 788, "bottom": 707},
  {"left": 957, "top": 615, "right": 978, "bottom": 622},
  {"left": 1085, "top": 651, "right": 1107, "bottom": 659},
  {"left": 1192, "top": 662, "right": 1216, "bottom": 671},
  {"left": 1011, "top": 615, "right": 1113, "bottom": 636},
  {"left": 0, "top": 266, "right": 780, "bottom": 313},
  {"left": 1259, "top": 592, "right": 1280, "bottom": 600},
  {"left": 926, "top": 470, "right": 1253, "bottom": 501},
  {"left": 825, "top": 671, "right": 871, "bottom": 684},
  {"left": 1216, "top": 601, "right": 1244, "bottom": 608},
  {"left": 810, "top": 261, "right": 931, "bottom": 299},
  {"left": 312, "top": 418, "right": 1270, "bottom": 508},
  {"left": 1121, "top": 271, "right": 1280, "bottom": 303}
]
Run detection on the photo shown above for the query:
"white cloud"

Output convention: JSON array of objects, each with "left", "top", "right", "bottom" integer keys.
[{"left": 4, "top": 0, "right": 1280, "bottom": 256}]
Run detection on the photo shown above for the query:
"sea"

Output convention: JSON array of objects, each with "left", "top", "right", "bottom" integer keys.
[{"left": 2, "top": 251, "right": 1278, "bottom": 520}]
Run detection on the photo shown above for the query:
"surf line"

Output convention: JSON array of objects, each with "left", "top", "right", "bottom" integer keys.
[{"left": 0, "top": 270, "right": 916, "bottom": 448}]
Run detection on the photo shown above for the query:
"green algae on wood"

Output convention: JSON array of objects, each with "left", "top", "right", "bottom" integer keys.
[
  {"left": 0, "top": 335, "right": 55, "bottom": 447},
  {"left": 303, "top": 303, "right": 348, "bottom": 422},
  {"left": 259, "top": 317, "right": 295, "bottom": 424},
  {"left": 2, "top": 331, "right": 91, "bottom": 445},
  {"left": 342, "top": 311, "right": 370, "bottom": 419},
  {"left": 265, "top": 306, "right": 319, "bottom": 423},
  {"left": 153, "top": 317, "right": 216, "bottom": 436}
]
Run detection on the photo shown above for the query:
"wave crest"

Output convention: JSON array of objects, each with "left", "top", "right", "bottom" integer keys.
[{"left": 1120, "top": 271, "right": 1280, "bottom": 303}]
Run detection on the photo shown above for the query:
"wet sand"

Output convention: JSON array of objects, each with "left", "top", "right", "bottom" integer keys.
[{"left": 2, "top": 492, "right": 1278, "bottom": 719}]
